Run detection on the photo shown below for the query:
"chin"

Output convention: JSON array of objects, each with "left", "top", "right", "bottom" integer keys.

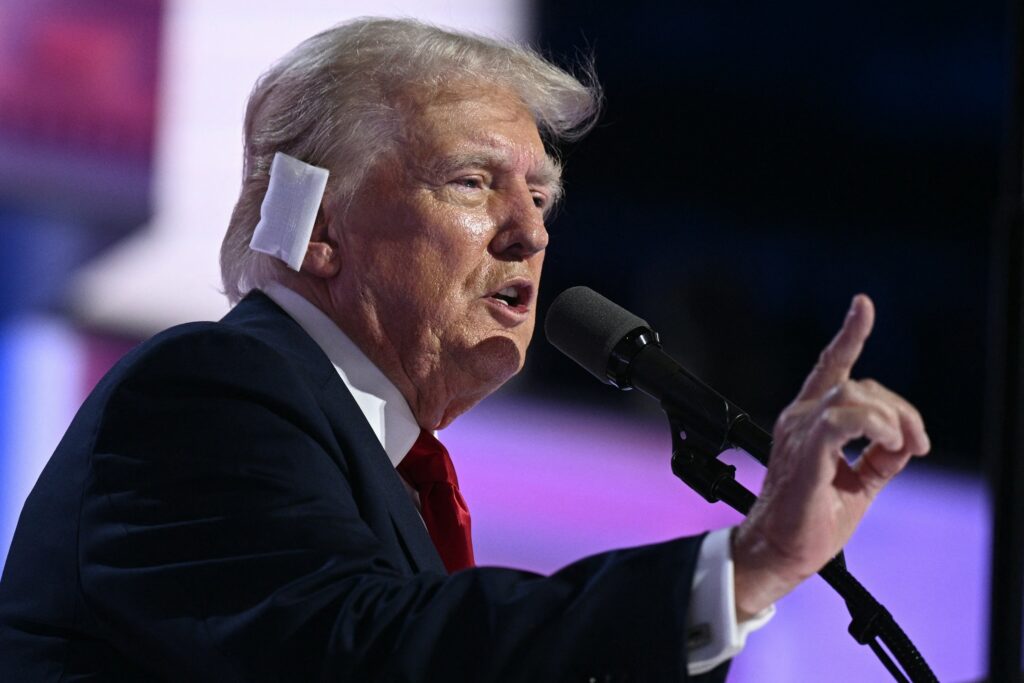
[
  {"left": 464, "top": 335, "right": 526, "bottom": 389},
  {"left": 436, "top": 337, "right": 526, "bottom": 429}
]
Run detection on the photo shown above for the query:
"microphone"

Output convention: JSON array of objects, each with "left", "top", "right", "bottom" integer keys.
[{"left": 544, "top": 286, "right": 772, "bottom": 464}]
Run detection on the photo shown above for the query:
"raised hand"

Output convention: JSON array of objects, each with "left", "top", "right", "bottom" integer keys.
[{"left": 731, "top": 295, "right": 931, "bottom": 619}]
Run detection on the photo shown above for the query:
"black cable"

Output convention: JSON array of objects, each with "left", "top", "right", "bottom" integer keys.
[
  {"left": 819, "top": 559, "right": 937, "bottom": 682},
  {"left": 868, "top": 639, "right": 910, "bottom": 683},
  {"left": 670, "top": 426, "right": 939, "bottom": 682}
]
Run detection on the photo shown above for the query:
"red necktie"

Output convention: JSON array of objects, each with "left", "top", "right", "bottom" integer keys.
[{"left": 396, "top": 429, "right": 475, "bottom": 573}]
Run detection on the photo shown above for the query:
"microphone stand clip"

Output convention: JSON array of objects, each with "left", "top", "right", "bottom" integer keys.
[
  {"left": 663, "top": 406, "right": 935, "bottom": 683},
  {"left": 667, "top": 409, "right": 747, "bottom": 507}
]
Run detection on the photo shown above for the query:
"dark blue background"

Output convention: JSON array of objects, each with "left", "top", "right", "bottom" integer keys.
[{"left": 523, "top": 0, "right": 1007, "bottom": 468}]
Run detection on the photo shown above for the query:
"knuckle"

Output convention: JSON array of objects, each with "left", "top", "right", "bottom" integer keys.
[
  {"left": 774, "top": 410, "right": 798, "bottom": 435},
  {"left": 816, "top": 346, "right": 837, "bottom": 370},
  {"left": 774, "top": 404, "right": 814, "bottom": 439},
  {"left": 826, "top": 381, "right": 851, "bottom": 404},
  {"left": 820, "top": 407, "right": 839, "bottom": 427}
]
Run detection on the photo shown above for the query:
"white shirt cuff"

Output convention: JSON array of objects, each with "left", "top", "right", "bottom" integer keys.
[{"left": 686, "top": 528, "right": 775, "bottom": 675}]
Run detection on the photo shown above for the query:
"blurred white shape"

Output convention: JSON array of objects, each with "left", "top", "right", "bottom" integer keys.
[{"left": 72, "top": 0, "right": 530, "bottom": 336}]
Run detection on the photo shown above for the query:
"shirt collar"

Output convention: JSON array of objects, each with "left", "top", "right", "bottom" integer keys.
[{"left": 261, "top": 282, "right": 421, "bottom": 468}]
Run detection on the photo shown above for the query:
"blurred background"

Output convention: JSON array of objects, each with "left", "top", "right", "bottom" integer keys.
[{"left": 0, "top": 0, "right": 1009, "bottom": 679}]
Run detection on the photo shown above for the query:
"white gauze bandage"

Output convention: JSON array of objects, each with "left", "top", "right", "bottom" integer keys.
[{"left": 249, "top": 152, "right": 330, "bottom": 271}]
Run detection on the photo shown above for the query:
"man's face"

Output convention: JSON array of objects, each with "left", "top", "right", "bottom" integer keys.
[{"left": 329, "top": 86, "right": 558, "bottom": 425}]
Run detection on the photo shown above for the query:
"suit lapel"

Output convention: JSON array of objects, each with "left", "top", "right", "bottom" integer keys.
[
  {"left": 317, "top": 387, "right": 447, "bottom": 575},
  {"left": 223, "top": 292, "right": 447, "bottom": 575}
]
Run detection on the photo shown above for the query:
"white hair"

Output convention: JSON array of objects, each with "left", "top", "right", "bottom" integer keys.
[{"left": 220, "top": 17, "right": 601, "bottom": 304}]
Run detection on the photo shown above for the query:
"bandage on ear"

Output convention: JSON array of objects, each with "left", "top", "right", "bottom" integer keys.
[{"left": 249, "top": 152, "right": 330, "bottom": 271}]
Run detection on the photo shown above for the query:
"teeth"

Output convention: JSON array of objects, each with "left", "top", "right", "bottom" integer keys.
[{"left": 490, "top": 285, "right": 522, "bottom": 307}]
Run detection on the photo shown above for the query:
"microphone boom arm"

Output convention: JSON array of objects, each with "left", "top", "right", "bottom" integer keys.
[
  {"left": 657, "top": 379, "right": 936, "bottom": 683},
  {"left": 544, "top": 285, "right": 937, "bottom": 681}
]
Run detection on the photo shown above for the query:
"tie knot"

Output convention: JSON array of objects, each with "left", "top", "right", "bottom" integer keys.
[{"left": 397, "top": 429, "right": 458, "bottom": 491}]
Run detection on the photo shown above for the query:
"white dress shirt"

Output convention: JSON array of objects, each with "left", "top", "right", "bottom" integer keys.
[{"left": 261, "top": 282, "right": 773, "bottom": 674}]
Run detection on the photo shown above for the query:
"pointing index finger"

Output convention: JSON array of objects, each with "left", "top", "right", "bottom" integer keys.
[{"left": 797, "top": 294, "right": 875, "bottom": 401}]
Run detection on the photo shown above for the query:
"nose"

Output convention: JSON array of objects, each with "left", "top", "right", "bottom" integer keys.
[{"left": 489, "top": 184, "right": 549, "bottom": 260}]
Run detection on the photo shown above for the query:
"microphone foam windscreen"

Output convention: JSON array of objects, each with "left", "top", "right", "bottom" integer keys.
[{"left": 544, "top": 286, "right": 650, "bottom": 384}]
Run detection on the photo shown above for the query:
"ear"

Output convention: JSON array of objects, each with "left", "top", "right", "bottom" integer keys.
[{"left": 301, "top": 204, "right": 341, "bottom": 278}]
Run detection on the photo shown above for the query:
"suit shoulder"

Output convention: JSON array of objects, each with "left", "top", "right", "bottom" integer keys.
[
  {"left": 139, "top": 320, "right": 290, "bottom": 368},
  {"left": 95, "top": 320, "right": 309, "bottom": 404},
  {"left": 89, "top": 319, "right": 336, "bottom": 455}
]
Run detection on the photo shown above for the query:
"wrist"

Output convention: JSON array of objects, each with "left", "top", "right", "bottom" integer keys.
[{"left": 731, "top": 524, "right": 804, "bottom": 620}]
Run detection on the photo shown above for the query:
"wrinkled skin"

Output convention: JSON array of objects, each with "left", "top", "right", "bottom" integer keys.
[
  {"left": 291, "top": 86, "right": 558, "bottom": 430},
  {"left": 733, "top": 295, "right": 930, "bottom": 617}
]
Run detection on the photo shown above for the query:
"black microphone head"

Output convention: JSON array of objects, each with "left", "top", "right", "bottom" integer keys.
[{"left": 544, "top": 286, "right": 651, "bottom": 384}]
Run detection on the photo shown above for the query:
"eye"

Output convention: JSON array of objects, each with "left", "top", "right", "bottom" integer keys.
[
  {"left": 532, "top": 192, "right": 552, "bottom": 211},
  {"left": 452, "top": 176, "right": 485, "bottom": 190}
]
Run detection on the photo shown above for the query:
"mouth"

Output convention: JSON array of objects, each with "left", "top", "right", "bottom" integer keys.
[{"left": 484, "top": 279, "right": 534, "bottom": 316}]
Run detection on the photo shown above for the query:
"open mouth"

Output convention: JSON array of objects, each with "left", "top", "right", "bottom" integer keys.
[
  {"left": 486, "top": 281, "right": 532, "bottom": 311},
  {"left": 491, "top": 286, "right": 522, "bottom": 307}
]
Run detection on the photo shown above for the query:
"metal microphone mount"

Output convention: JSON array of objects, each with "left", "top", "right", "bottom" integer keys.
[{"left": 609, "top": 327, "right": 938, "bottom": 683}]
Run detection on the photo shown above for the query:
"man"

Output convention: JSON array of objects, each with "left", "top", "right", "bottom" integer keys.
[{"left": 0, "top": 18, "right": 928, "bottom": 681}]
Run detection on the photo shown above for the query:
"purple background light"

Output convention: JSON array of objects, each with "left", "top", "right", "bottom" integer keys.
[{"left": 446, "top": 395, "right": 988, "bottom": 681}]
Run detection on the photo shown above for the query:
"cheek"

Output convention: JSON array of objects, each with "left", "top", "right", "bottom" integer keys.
[
  {"left": 425, "top": 196, "right": 494, "bottom": 242},
  {"left": 458, "top": 210, "right": 493, "bottom": 241},
  {"left": 395, "top": 241, "right": 476, "bottom": 318},
  {"left": 430, "top": 215, "right": 495, "bottom": 285},
  {"left": 369, "top": 203, "right": 495, "bottom": 310}
]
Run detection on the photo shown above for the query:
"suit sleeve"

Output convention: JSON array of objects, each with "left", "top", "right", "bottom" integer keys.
[{"left": 79, "top": 329, "right": 726, "bottom": 683}]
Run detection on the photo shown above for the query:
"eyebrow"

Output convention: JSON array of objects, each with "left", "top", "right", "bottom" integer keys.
[{"left": 428, "top": 151, "right": 564, "bottom": 203}]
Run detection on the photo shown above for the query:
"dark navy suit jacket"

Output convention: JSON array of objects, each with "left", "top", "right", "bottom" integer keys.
[{"left": 0, "top": 292, "right": 725, "bottom": 681}]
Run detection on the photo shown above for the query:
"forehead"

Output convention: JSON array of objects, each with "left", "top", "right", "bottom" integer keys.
[{"left": 399, "top": 86, "right": 552, "bottom": 176}]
